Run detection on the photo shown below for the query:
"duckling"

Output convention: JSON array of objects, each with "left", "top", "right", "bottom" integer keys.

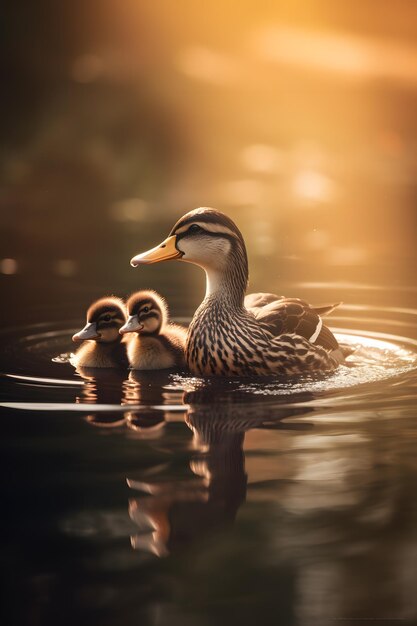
[
  {"left": 119, "top": 290, "right": 186, "bottom": 370},
  {"left": 71, "top": 297, "right": 128, "bottom": 368},
  {"left": 130, "top": 208, "right": 345, "bottom": 377}
]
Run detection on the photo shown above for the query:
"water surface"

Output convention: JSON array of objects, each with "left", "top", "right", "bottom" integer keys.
[{"left": 1, "top": 283, "right": 417, "bottom": 626}]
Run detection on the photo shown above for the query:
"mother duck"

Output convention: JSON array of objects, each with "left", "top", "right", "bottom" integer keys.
[{"left": 130, "top": 208, "right": 344, "bottom": 376}]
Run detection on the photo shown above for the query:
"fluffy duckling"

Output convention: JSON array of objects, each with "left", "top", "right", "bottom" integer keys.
[
  {"left": 71, "top": 297, "right": 128, "bottom": 368},
  {"left": 119, "top": 290, "right": 186, "bottom": 370}
]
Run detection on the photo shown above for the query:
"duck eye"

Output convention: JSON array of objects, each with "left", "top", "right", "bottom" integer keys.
[
  {"left": 142, "top": 306, "right": 150, "bottom": 313},
  {"left": 103, "top": 314, "right": 111, "bottom": 322},
  {"left": 188, "top": 224, "right": 203, "bottom": 234}
]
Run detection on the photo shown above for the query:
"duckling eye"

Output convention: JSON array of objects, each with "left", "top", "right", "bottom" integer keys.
[
  {"left": 188, "top": 224, "right": 204, "bottom": 235},
  {"left": 103, "top": 314, "right": 111, "bottom": 322},
  {"left": 142, "top": 306, "right": 150, "bottom": 313}
]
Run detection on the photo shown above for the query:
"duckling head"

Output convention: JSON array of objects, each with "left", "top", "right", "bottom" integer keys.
[
  {"left": 72, "top": 297, "right": 126, "bottom": 343},
  {"left": 130, "top": 208, "right": 249, "bottom": 302},
  {"left": 119, "top": 290, "right": 167, "bottom": 336}
]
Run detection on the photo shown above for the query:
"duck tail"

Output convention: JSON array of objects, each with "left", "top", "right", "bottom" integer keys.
[
  {"left": 330, "top": 347, "right": 346, "bottom": 365},
  {"left": 313, "top": 302, "right": 342, "bottom": 316},
  {"left": 339, "top": 343, "right": 355, "bottom": 358}
]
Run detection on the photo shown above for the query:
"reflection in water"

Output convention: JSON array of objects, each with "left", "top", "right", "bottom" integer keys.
[
  {"left": 75, "top": 367, "right": 317, "bottom": 558},
  {"left": 127, "top": 384, "right": 314, "bottom": 557},
  {"left": 123, "top": 370, "right": 170, "bottom": 438},
  {"left": 70, "top": 370, "right": 417, "bottom": 623},
  {"left": 75, "top": 366, "right": 127, "bottom": 427},
  {"left": 75, "top": 366, "right": 181, "bottom": 436},
  {"left": 122, "top": 387, "right": 416, "bottom": 623}
]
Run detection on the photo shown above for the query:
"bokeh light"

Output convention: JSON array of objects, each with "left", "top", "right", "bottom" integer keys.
[{"left": 0, "top": 0, "right": 416, "bottom": 317}]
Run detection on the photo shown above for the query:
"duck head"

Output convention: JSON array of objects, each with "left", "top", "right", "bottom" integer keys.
[
  {"left": 130, "top": 208, "right": 249, "bottom": 303},
  {"left": 119, "top": 290, "right": 167, "bottom": 336},
  {"left": 72, "top": 297, "right": 126, "bottom": 343}
]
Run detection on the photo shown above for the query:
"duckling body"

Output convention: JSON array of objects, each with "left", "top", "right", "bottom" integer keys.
[
  {"left": 73, "top": 340, "right": 128, "bottom": 369},
  {"left": 130, "top": 208, "right": 345, "bottom": 377},
  {"left": 120, "top": 290, "right": 186, "bottom": 370},
  {"left": 71, "top": 297, "right": 128, "bottom": 369},
  {"left": 126, "top": 330, "right": 185, "bottom": 370}
]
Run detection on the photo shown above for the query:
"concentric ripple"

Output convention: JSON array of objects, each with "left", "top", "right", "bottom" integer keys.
[{"left": 1, "top": 303, "right": 416, "bottom": 414}]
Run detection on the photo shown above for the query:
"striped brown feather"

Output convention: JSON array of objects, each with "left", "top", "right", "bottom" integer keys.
[{"left": 246, "top": 294, "right": 339, "bottom": 351}]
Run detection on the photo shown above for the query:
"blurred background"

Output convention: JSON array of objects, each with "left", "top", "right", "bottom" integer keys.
[{"left": 1, "top": 0, "right": 416, "bottom": 325}]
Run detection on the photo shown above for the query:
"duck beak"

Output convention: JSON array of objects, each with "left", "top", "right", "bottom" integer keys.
[
  {"left": 72, "top": 322, "right": 99, "bottom": 342},
  {"left": 130, "top": 235, "right": 182, "bottom": 267},
  {"left": 119, "top": 315, "right": 144, "bottom": 334}
]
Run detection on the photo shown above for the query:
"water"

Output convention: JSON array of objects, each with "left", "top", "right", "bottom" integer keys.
[{"left": 1, "top": 284, "right": 417, "bottom": 626}]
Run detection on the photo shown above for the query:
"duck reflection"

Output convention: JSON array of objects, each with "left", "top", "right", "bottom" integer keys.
[
  {"left": 122, "top": 370, "right": 176, "bottom": 438},
  {"left": 75, "top": 365, "right": 127, "bottom": 427},
  {"left": 127, "top": 382, "right": 314, "bottom": 556},
  {"left": 74, "top": 366, "right": 178, "bottom": 434}
]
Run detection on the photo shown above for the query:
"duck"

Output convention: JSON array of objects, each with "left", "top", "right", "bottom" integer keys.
[
  {"left": 129, "top": 207, "right": 345, "bottom": 377},
  {"left": 119, "top": 290, "right": 187, "bottom": 370},
  {"left": 71, "top": 297, "right": 129, "bottom": 368}
]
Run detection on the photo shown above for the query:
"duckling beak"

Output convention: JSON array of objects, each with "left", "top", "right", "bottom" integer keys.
[
  {"left": 130, "top": 235, "right": 182, "bottom": 266},
  {"left": 119, "top": 315, "right": 144, "bottom": 334},
  {"left": 72, "top": 322, "right": 99, "bottom": 342}
]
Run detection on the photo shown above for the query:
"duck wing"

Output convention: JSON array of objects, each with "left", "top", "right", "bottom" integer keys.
[
  {"left": 244, "top": 292, "right": 283, "bottom": 310},
  {"left": 312, "top": 302, "right": 342, "bottom": 316},
  {"left": 246, "top": 294, "right": 340, "bottom": 351},
  {"left": 245, "top": 292, "right": 341, "bottom": 317}
]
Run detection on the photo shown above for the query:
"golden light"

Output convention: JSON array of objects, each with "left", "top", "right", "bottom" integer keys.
[
  {"left": 176, "top": 46, "right": 241, "bottom": 84},
  {"left": 254, "top": 25, "right": 417, "bottom": 84},
  {"left": 292, "top": 170, "right": 335, "bottom": 203},
  {"left": 0, "top": 258, "right": 18, "bottom": 275}
]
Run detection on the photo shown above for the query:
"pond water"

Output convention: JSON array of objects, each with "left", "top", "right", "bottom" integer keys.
[{"left": 1, "top": 279, "right": 417, "bottom": 626}]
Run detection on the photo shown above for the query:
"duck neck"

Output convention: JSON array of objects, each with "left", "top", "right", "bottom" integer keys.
[{"left": 203, "top": 250, "right": 248, "bottom": 310}]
